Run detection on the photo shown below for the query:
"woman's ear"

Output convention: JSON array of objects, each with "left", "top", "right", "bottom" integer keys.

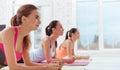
[
  {"left": 21, "top": 16, "right": 27, "bottom": 23},
  {"left": 71, "top": 33, "right": 74, "bottom": 37},
  {"left": 52, "top": 28, "right": 56, "bottom": 32}
]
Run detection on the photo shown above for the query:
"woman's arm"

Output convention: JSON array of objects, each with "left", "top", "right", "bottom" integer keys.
[
  {"left": 41, "top": 38, "right": 51, "bottom": 63},
  {"left": 22, "top": 47, "right": 58, "bottom": 66},
  {"left": 2, "top": 29, "right": 58, "bottom": 70},
  {"left": 74, "top": 55, "right": 90, "bottom": 60},
  {"left": 22, "top": 48, "right": 46, "bottom": 66},
  {"left": 66, "top": 41, "right": 73, "bottom": 57},
  {"left": 2, "top": 28, "right": 18, "bottom": 68}
]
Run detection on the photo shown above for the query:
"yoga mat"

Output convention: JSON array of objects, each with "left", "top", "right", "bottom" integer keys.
[{"left": 64, "top": 61, "right": 89, "bottom": 66}]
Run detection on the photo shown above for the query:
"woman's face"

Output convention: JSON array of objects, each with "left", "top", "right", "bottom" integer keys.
[
  {"left": 54, "top": 22, "right": 64, "bottom": 36},
  {"left": 24, "top": 10, "right": 41, "bottom": 30},
  {"left": 73, "top": 30, "right": 80, "bottom": 40}
]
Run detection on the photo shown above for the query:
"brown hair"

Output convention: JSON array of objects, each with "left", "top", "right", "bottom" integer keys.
[
  {"left": 65, "top": 28, "right": 78, "bottom": 40},
  {"left": 11, "top": 4, "right": 38, "bottom": 50},
  {"left": 45, "top": 20, "right": 59, "bottom": 36},
  {"left": 45, "top": 20, "right": 59, "bottom": 48}
]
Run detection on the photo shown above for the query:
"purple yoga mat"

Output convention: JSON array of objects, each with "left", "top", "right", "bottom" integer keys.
[
  {"left": 64, "top": 61, "right": 89, "bottom": 66},
  {"left": 41, "top": 60, "right": 89, "bottom": 66}
]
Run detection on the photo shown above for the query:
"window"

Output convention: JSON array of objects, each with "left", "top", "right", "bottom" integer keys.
[
  {"left": 103, "top": 1, "right": 120, "bottom": 49},
  {"left": 76, "top": 1, "right": 99, "bottom": 50},
  {"left": 76, "top": 0, "right": 120, "bottom": 51}
]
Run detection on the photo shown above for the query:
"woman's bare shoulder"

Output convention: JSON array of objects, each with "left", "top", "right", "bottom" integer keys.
[
  {"left": 1, "top": 27, "right": 14, "bottom": 37},
  {"left": 41, "top": 37, "right": 50, "bottom": 44},
  {"left": 61, "top": 39, "right": 71, "bottom": 47},
  {"left": 43, "top": 37, "right": 51, "bottom": 41},
  {"left": 65, "top": 39, "right": 72, "bottom": 44},
  {"left": 2, "top": 27, "right": 13, "bottom": 32},
  {"left": 0, "top": 27, "right": 14, "bottom": 43}
]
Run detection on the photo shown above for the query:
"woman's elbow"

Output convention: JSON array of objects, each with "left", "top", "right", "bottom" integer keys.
[
  {"left": 8, "top": 64, "right": 20, "bottom": 70},
  {"left": 24, "top": 61, "right": 32, "bottom": 66}
]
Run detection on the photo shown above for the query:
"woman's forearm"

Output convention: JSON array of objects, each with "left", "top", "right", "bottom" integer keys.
[
  {"left": 25, "top": 61, "right": 47, "bottom": 66},
  {"left": 9, "top": 64, "right": 48, "bottom": 70},
  {"left": 75, "top": 55, "right": 90, "bottom": 60}
]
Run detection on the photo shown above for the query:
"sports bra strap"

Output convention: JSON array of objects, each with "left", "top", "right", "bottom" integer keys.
[{"left": 13, "top": 27, "right": 18, "bottom": 49}]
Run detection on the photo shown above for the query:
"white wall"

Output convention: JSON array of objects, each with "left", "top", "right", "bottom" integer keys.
[
  {"left": 0, "top": 0, "right": 6, "bottom": 24},
  {"left": 51, "top": 0, "right": 77, "bottom": 46},
  {"left": 0, "top": 0, "right": 13, "bottom": 26},
  {"left": 0, "top": 0, "right": 8, "bottom": 25}
]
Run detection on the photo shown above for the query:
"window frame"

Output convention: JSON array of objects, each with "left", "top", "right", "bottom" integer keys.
[{"left": 74, "top": 0, "right": 120, "bottom": 55}]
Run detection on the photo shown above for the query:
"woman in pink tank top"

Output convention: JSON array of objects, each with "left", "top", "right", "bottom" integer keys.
[
  {"left": 0, "top": 27, "right": 23, "bottom": 66},
  {"left": 0, "top": 4, "right": 60, "bottom": 70}
]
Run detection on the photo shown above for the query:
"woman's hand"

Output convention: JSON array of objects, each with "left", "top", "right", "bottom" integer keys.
[
  {"left": 46, "top": 63, "right": 60, "bottom": 70},
  {"left": 63, "top": 56, "right": 75, "bottom": 64},
  {"left": 51, "top": 59, "right": 64, "bottom": 70},
  {"left": 75, "top": 56, "right": 90, "bottom": 60}
]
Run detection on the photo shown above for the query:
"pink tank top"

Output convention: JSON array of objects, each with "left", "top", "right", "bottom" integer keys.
[{"left": 0, "top": 27, "right": 23, "bottom": 65}]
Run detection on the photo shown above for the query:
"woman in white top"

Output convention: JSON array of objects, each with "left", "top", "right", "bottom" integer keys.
[
  {"left": 30, "top": 37, "right": 57, "bottom": 62},
  {"left": 30, "top": 20, "right": 64, "bottom": 65}
]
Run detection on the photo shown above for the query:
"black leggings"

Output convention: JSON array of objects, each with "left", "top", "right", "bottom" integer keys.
[{"left": 0, "top": 49, "right": 6, "bottom": 66}]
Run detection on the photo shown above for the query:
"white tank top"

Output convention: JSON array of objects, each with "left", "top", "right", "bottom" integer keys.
[{"left": 30, "top": 38, "right": 55, "bottom": 62}]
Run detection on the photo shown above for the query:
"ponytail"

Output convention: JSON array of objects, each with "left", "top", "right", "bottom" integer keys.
[
  {"left": 65, "top": 28, "right": 78, "bottom": 40},
  {"left": 45, "top": 20, "right": 58, "bottom": 36},
  {"left": 11, "top": 15, "right": 22, "bottom": 26},
  {"left": 11, "top": 15, "right": 17, "bottom": 26},
  {"left": 65, "top": 31, "right": 70, "bottom": 40},
  {"left": 55, "top": 41, "right": 57, "bottom": 48},
  {"left": 45, "top": 25, "right": 51, "bottom": 36}
]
